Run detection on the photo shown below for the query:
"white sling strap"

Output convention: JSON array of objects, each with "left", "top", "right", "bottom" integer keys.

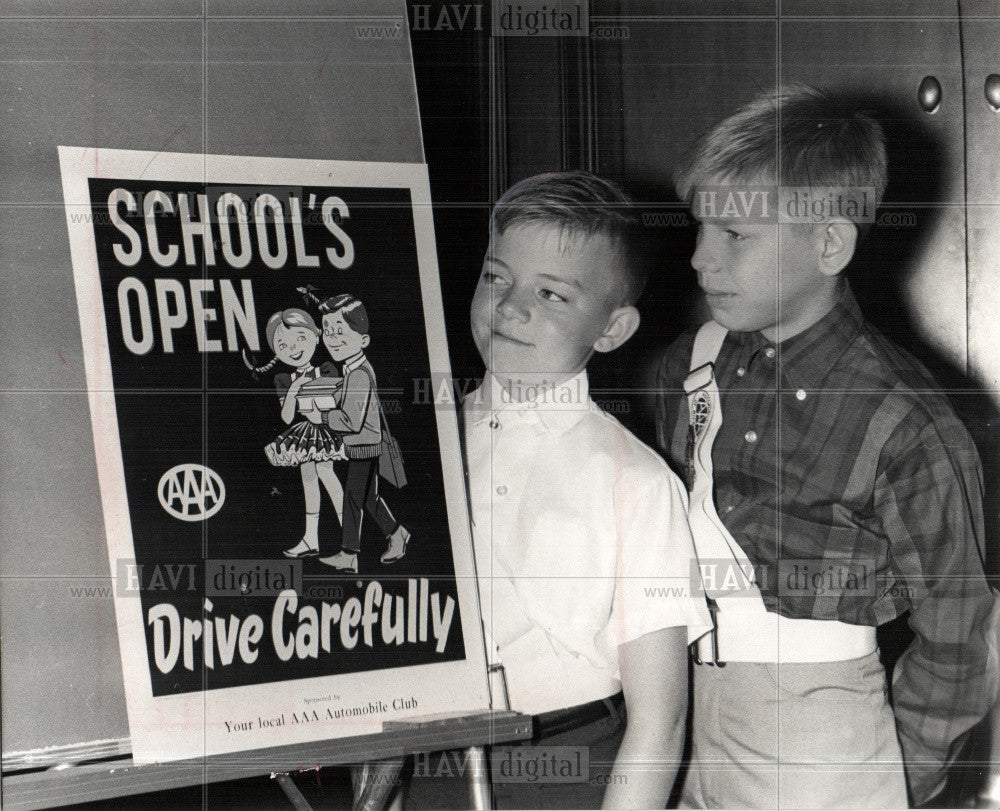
[
  {"left": 689, "top": 319, "right": 729, "bottom": 371},
  {"left": 684, "top": 322, "right": 759, "bottom": 601},
  {"left": 683, "top": 322, "right": 876, "bottom": 664}
]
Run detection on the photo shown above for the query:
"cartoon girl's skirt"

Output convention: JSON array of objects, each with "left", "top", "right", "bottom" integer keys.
[{"left": 265, "top": 421, "right": 345, "bottom": 466}]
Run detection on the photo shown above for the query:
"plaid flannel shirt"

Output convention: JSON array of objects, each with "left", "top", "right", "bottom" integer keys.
[{"left": 654, "top": 286, "right": 996, "bottom": 804}]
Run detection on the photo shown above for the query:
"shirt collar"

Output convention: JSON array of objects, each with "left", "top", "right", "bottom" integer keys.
[
  {"left": 775, "top": 284, "right": 864, "bottom": 389},
  {"left": 730, "top": 328, "right": 771, "bottom": 360},
  {"left": 341, "top": 352, "right": 367, "bottom": 374},
  {"left": 464, "top": 370, "right": 592, "bottom": 434}
]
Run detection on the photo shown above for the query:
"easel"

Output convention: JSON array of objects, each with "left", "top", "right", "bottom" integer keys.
[
  {"left": 1, "top": 710, "right": 531, "bottom": 811},
  {"left": 342, "top": 662, "right": 514, "bottom": 810}
]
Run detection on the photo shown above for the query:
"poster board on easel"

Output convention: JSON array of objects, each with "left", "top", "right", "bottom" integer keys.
[{"left": 55, "top": 145, "right": 490, "bottom": 763}]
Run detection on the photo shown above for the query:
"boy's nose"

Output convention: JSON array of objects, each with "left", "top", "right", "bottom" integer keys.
[
  {"left": 690, "top": 236, "right": 718, "bottom": 274},
  {"left": 495, "top": 287, "right": 531, "bottom": 322}
]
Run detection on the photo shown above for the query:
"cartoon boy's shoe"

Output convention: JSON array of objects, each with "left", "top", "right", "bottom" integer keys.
[
  {"left": 319, "top": 551, "right": 359, "bottom": 573},
  {"left": 380, "top": 526, "right": 410, "bottom": 564},
  {"left": 284, "top": 539, "right": 320, "bottom": 559}
]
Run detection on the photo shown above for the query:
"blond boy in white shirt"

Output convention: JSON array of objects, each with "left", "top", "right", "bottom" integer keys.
[{"left": 454, "top": 171, "right": 711, "bottom": 809}]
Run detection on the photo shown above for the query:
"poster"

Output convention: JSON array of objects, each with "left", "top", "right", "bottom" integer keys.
[{"left": 58, "top": 146, "right": 490, "bottom": 763}]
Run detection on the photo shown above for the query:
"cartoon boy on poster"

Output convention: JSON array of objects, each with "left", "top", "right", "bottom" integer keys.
[{"left": 299, "top": 291, "right": 411, "bottom": 573}]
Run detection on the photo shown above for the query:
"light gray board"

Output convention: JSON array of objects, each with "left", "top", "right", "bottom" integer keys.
[{"left": 0, "top": 0, "right": 421, "bottom": 759}]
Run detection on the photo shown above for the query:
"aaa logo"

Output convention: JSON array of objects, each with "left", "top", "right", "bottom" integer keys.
[{"left": 157, "top": 464, "right": 225, "bottom": 521}]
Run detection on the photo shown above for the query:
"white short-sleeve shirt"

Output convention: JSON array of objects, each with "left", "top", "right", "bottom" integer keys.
[{"left": 464, "top": 371, "right": 711, "bottom": 714}]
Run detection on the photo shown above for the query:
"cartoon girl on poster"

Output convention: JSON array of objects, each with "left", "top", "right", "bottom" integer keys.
[{"left": 243, "top": 308, "right": 346, "bottom": 559}]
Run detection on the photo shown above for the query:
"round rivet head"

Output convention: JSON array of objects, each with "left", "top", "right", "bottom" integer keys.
[
  {"left": 764, "top": 347, "right": 775, "bottom": 359},
  {"left": 918, "top": 75, "right": 942, "bottom": 114},
  {"left": 986, "top": 74, "right": 1000, "bottom": 111},
  {"left": 496, "top": 485, "right": 508, "bottom": 495},
  {"left": 796, "top": 389, "right": 807, "bottom": 401},
  {"left": 744, "top": 430, "right": 758, "bottom": 443},
  {"left": 736, "top": 367, "right": 746, "bottom": 377}
]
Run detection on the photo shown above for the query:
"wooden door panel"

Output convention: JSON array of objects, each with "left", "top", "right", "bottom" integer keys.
[
  {"left": 960, "top": 7, "right": 1000, "bottom": 392},
  {"left": 607, "top": 17, "right": 778, "bottom": 189}
]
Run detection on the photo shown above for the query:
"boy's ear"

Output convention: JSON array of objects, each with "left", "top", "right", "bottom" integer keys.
[
  {"left": 593, "top": 305, "right": 641, "bottom": 354},
  {"left": 818, "top": 219, "right": 858, "bottom": 277},
  {"left": 361, "top": 334, "right": 371, "bottom": 349}
]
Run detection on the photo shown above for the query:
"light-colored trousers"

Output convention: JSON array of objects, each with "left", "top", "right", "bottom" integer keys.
[{"left": 679, "top": 650, "right": 908, "bottom": 809}]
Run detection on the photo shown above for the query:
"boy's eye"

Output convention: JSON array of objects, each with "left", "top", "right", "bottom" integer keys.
[
  {"left": 539, "top": 289, "right": 567, "bottom": 303},
  {"left": 725, "top": 229, "right": 746, "bottom": 241},
  {"left": 481, "top": 270, "right": 508, "bottom": 286}
]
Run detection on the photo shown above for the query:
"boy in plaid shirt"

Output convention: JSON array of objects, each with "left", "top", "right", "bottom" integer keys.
[{"left": 655, "top": 86, "right": 996, "bottom": 808}]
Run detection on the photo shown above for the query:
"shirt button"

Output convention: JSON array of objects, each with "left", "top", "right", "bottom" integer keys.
[
  {"left": 496, "top": 485, "right": 508, "bottom": 496},
  {"left": 736, "top": 367, "right": 746, "bottom": 377},
  {"left": 744, "top": 430, "right": 758, "bottom": 443},
  {"left": 489, "top": 419, "right": 500, "bottom": 430},
  {"left": 764, "top": 347, "right": 776, "bottom": 359},
  {"left": 796, "top": 389, "right": 807, "bottom": 401}
]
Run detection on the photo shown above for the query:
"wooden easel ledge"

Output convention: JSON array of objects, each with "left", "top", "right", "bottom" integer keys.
[{"left": 2, "top": 710, "right": 531, "bottom": 811}]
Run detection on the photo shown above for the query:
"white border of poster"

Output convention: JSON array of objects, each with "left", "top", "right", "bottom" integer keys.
[{"left": 57, "top": 145, "right": 490, "bottom": 763}]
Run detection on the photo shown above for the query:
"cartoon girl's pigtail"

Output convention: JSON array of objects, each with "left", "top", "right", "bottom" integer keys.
[
  {"left": 297, "top": 285, "right": 348, "bottom": 315},
  {"left": 242, "top": 348, "right": 279, "bottom": 381},
  {"left": 297, "top": 285, "right": 326, "bottom": 310}
]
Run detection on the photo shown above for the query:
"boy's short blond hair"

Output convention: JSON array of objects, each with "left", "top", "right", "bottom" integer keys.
[
  {"left": 675, "top": 85, "right": 888, "bottom": 232},
  {"left": 491, "top": 170, "right": 646, "bottom": 303}
]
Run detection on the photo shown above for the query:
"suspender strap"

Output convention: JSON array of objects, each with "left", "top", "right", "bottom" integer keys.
[
  {"left": 682, "top": 321, "right": 877, "bottom": 665},
  {"left": 689, "top": 320, "right": 729, "bottom": 372}
]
